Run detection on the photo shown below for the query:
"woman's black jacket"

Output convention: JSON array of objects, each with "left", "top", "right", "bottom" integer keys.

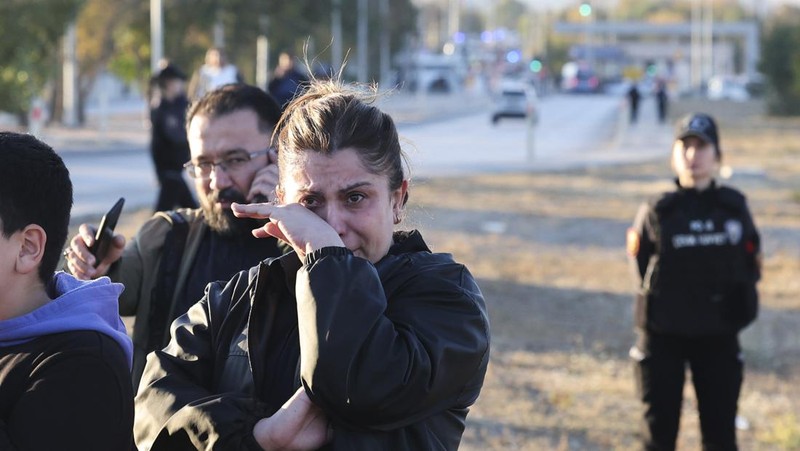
[{"left": 134, "top": 230, "right": 490, "bottom": 450}]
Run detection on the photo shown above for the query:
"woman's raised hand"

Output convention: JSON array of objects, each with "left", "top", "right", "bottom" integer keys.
[{"left": 232, "top": 202, "right": 345, "bottom": 260}]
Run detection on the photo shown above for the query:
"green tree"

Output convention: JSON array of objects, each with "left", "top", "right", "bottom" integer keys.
[
  {"left": 104, "top": 0, "right": 416, "bottom": 90},
  {"left": 759, "top": 7, "right": 800, "bottom": 115},
  {"left": 493, "top": 0, "right": 528, "bottom": 30},
  {"left": 0, "top": 0, "right": 83, "bottom": 122}
]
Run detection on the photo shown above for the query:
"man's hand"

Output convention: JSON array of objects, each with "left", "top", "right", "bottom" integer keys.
[
  {"left": 253, "top": 388, "right": 332, "bottom": 451},
  {"left": 63, "top": 223, "right": 125, "bottom": 279},
  {"left": 248, "top": 147, "right": 280, "bottom": 203}
]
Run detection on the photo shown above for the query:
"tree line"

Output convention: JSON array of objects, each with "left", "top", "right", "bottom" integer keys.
[
  {"left": 1, "top": 0, "right": 416, "bottom": 124},
  {"left": 2, "top": 0, "right": 800, "bottom": 122}
]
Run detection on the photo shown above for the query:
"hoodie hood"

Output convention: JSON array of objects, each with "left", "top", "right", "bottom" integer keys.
[{"left": 0, "top": 272, "right": 132, "bottom": 368}]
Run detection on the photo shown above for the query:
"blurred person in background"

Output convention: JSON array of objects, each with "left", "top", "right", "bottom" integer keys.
[
  {"left": 63, "top": 84, "right": 286, "bottom": 389},
  {"left": 655, "top": 80, "right": 668, "bottom": 124},
  {"left": 627, "top": 113, "right": 761, "bottom": 450},
  {"left": 134, "top": 78, "right": 490, "bottom": 450},
  {"left": 150, "top": 63, "right": 197, "bottom": 212},
  {"left": 188, "top": 47, "right": 243, "bottom": 101},
  {"left": 0, "top": 132, "right": 133, "bottom": 450},
  {"left": 627, "top": 82, "right": 641, "bottom": 124},
  {"left": 268, "top": 51, "right": 308, "bottom": 109}
]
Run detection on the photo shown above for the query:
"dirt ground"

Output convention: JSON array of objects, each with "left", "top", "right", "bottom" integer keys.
[
  {"left": 94, "top": 98, "right": 800, "bottom": 450},
  {"left": 405, "top": 99, "right": 800, "bottom": 450}
]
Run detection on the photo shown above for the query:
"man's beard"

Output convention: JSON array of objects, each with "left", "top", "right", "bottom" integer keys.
[{"left": 203, "top": 187, "right": 264, "bottom": 237}]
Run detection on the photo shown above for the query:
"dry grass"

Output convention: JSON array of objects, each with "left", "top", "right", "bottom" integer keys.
[
  {"left": 406, "top": 99, "right": 800, "bottom": 450},
  {"left": 75, "top": 98, "right": 800, "bottom": 450}
]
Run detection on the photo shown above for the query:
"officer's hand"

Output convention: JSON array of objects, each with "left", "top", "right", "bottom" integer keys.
[
  {"left": 248, "top": 147, "right": 279, "bottom": 203},
  {"left": 64, "top": 223, "right": 126, "bottom": 280}
]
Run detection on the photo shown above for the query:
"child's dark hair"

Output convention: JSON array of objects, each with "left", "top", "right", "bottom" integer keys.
[{"left": 0, "top": 132, "right": 73, "bottom": 284}]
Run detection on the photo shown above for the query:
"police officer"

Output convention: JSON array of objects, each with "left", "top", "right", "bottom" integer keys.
[{"left": 627, "top": 113, "right": 761, "bottom": 450}]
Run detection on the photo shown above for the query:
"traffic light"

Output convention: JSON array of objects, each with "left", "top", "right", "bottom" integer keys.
[
  {"left": 529, "top": 59, "right": 543, "bottom": 73},
  {"left": 645, "top": 60, "right": 657, "bottom": 77},
  {"left": 579, "top": 3, "right": 592, "bottom": 17}
]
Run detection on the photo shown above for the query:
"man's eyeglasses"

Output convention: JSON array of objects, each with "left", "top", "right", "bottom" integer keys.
[{"left": 183, "top": 149, "right": 270, "bottom": 179}]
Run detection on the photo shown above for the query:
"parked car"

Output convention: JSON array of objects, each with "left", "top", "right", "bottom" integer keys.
[
  {"left": 707, "top": 75, "right": 750, "bottom": 102},
  {"left": 491, "top": 82, "right": 538, "bottom": 125}
]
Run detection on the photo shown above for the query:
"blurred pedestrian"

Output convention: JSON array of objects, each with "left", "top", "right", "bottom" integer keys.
[
  {"left": 0, "top": 132, "right": 133, "bottom": 450},
  {"left": 627, "top": 113, "right": 761, "bottom": 450},
  {"left": 267, "top": 51, "right": 308, "bottom": 108},
  {"left": 655, "top": 79, "right": 668, "bottom": 124},
  {"left": 188, "top": 47, "right": 243, "bottom": 101},
  {"left": 627, "top": 82, "right": 641, "bottom": 124},
  {"left": 150, "top": 64, "right": 197, "bottom": 212}
]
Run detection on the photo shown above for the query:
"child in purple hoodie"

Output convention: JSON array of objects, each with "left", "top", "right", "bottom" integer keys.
[{"left": 0, "top": 132, "right": 133, "bottom": 450}]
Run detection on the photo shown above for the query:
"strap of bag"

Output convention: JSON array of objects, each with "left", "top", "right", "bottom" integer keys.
[{"left": 145, "top": 211, "right": 190, "bottom": 353}]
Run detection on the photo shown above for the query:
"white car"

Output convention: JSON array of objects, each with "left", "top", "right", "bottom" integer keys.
[
  {"left": 707, "top": 75, "right": 750, "bottom": 102},
  {"left": 491, "top": 83, "right": 538, "bottom": 125}
]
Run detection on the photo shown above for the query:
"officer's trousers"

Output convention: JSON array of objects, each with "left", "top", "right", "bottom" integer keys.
[{"left": 631, "top": 331, "right": 742, "bottom": 451}]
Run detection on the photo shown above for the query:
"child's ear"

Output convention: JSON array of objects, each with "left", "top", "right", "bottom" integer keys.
[{"left": 15, "top": 225, "right": 46, "bottom": 275}]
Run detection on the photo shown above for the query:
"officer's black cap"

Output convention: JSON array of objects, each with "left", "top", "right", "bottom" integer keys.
[
  {"left": 675, "top": 113, "right": 720, "bottom": 153},
  {"left": 157, "top": 64, "right": 187, "bottom": 82}
]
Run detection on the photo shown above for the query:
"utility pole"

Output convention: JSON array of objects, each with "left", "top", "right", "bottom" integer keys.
[
  {"left": 357, "top": 0, "right": 368, "bottom": 83},
  {"left": 448, "top": 0, "right": 460, "bottom": 42},
  {"left": 380, "top": 0, "right": 390, "bottom": 88},
  {"left": 691, "top": 0, "right": 701, "bottom": 94},
  {"left": 256, "top": 15, "right": 269, "bottom": 91},
  {"left": 332, "top": 0, "right": 343, "bottom": 75},
  {"left": 62, "top": 22, "right": 78, "bottom": 127},
  {"left": 214, "top": 9, "right": 225, "bottom": 49},
  {"left": 150, "top": 0, "right": 163, "bottom": 73},
  {"left": 702, "top": 0, "right": 714, "bottom": 88}
]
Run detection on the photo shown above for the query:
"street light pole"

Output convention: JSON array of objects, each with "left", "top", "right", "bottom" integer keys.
[
  {"left": 256, "top": 16, "right": 269, "bottom": 91},
  {"left": 702, "top": 0, "right": 714, "bottom": 88},
  {"left": 332, "top": 0, "right": 343, "bottom": 75},
  {"left": 380, "top": 0, "right": 390, "bottom": 88},
  {"left": 150, "top": 0, "right": 163, "bottom": 73},
  {"left": 357, "top": 0, "right": 368, "bottom": 83},
  {"left": 62, "top": 22, "right": 78, "bottom": 127},
  {"left": 691, "top": 0, "right": 701, "bottom": 94}
]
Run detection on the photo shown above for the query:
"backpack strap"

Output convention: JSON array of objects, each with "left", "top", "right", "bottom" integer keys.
[{"left": 145, "top": 211, "right": 190, "bottom": 353}]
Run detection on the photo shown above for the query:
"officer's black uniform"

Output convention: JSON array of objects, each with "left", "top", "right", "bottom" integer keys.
[
  {"left": 150, "top": 65, "right": 197, "bottom": 212},
  {"left": 628, "top": 179, "right": 760, "bottom": 451}
]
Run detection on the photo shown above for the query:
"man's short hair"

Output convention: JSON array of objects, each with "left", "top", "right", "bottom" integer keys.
[
  {"left": 0, "top": 132, "right": 73, "bottom": 283},
  {"left": 186, "top": 84, "right": 282, "bottom": 134}
]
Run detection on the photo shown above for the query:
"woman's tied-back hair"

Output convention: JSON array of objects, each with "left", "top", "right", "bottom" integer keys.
[
  {"left": 274, "top": 79, "right": 408, "bottom": 205},
  {"left": 0, "top": 132, "right": 73, "bottom": 284}
]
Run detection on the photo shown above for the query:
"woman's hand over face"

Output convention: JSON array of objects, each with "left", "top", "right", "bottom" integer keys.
[{"left": 232, "top": 202, "right": 345, "bottom": 260}]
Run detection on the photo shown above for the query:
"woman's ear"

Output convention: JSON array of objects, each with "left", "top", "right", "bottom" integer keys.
[
  {"left": 275, "top": 184, "right": 285, "bottom": 204},
  {"left": 392, "top": 180, "right": 409, "bottom": 224},
  {"left": 16, "top": 225, "right": 46, "bottom": 275}
]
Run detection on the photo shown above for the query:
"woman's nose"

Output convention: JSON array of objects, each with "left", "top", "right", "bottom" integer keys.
[{"left": 320, "top": 204, "right": 347, "bottom": 236}]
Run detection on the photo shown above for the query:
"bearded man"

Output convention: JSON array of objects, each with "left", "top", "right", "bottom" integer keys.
[{"left": 65, "top": 84, "right": 286, "bottom": 389}]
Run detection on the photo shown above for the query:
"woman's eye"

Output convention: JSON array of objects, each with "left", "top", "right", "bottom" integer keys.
[
  {"left": 300, "top": 197, "right": 320, "bottom": 208},
  {"left": 346, "top": 193, "right": 366, "bottom": 204}
]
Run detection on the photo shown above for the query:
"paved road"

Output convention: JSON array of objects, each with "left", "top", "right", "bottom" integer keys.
[{"left": 46, "top": 92, "right": 673, "bottom": 218}]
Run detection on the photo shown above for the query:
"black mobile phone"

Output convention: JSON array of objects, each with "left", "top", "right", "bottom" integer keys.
[{"left": 89, "top": 197, "right": 125, "bottom": 266}]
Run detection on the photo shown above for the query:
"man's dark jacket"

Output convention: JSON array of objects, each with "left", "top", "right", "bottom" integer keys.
[{"left": 134, "top": 231, "right": 490, "bottom": 450}]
